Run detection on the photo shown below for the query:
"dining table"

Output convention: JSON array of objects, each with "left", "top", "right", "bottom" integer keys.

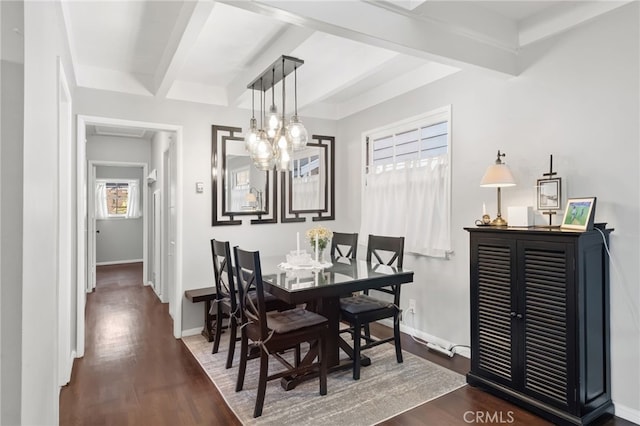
[{"left": 260, "top": 255, "right": 414, "bottom": 390}]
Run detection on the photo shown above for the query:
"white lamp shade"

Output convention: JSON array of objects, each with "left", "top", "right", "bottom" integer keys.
[{"left": 480, "top": 164, "right": 516, "bottom": 187}]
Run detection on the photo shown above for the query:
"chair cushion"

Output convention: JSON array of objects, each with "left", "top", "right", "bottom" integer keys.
[
  {"left": 340, "top": 294, "right": 395, "bottom": 314},
  {"left": 247, "top": 290, "right": 279, "bottom": 304},
  {"left": 266, "top": 307, "right": 327, "bottom": 334}
]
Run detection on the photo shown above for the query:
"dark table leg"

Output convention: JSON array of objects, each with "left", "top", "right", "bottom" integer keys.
[{"left": 279, "top": 296, "right": 370, "bottom": 390}]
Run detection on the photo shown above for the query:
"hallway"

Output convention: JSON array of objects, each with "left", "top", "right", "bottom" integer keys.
[{"left": 59, "top": 263, "right": 239, "bottom": 425}]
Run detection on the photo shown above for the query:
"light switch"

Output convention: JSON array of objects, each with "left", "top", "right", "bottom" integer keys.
[{"left": 195, "top": 182, "right": 204, "bottom": 193}]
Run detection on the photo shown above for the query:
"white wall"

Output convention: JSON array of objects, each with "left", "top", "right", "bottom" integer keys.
[
  {"left": 337, "top": 2, "right": 639, "bottom": 417},
  {"left": 22, "top": 1, "right": 75, "bottom": 424},
  {"left": 73, "top": 90, "right": 338, "bottom": 332},
  {"left": 1, "top": 2, "right": 24, "bottom": 423}
]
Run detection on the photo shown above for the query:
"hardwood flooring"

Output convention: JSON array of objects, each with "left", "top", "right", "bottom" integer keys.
[{"left": 60, "top": 263, "right": 631, "bottom": 425}]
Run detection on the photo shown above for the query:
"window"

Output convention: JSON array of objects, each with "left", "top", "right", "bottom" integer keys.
[
  {"left": 360, "top": 106, "right": 452, "bottom": 258},
  {"left": 368, "top": 118, "right": 448, "bottom": 171},
  {"left": 105, "top": 182, "right": 130, "bottom": 216},
  {"left": 233, "top": 168, "right": 250, "bottom": 189},
  {"left": 96, "top": 179, "right": 141, "bottom": 219}
]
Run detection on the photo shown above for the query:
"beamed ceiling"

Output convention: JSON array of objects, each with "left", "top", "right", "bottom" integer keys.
[{"left": 61, "top": 0, "right": 631, "bottom": 120}]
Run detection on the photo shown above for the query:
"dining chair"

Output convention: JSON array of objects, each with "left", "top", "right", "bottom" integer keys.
[
  {"left": 339, "top": 234, "right": 405, "bottom": 380},
  {"left": 210, "top": 239, "right": 240, "bottom": 369},
  {"left": 330, "top": 232, "right": 358, "bottom": 259},
  {"left": 233, "top": 247, "right": 328, "bottom": 418},
  {"left": 210, "top": 239, "right": 293, "bottom": 369}
]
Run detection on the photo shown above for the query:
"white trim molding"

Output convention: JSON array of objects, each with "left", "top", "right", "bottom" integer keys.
[{"left": 614, "top": 403, "right": 640, "bottom": 424}]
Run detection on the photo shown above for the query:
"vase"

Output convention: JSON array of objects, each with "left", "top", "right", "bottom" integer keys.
[{"left": 314, "top": 247, "right": 326, "bottom": 263}]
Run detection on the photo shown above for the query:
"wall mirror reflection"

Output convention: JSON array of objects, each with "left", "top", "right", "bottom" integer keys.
[
  {"left": 291, "top": 146, "right": 324, "bottom": 211},
  {"left": 212, "top": 125, "right": 277, "bottom": 226},
  {"left": 282, "top": 135, "right": 335, "bottom": 222}
]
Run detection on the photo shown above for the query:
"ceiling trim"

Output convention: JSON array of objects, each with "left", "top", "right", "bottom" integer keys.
[{"left": 518, "top": 1, "right": 634, "bottom": 46}]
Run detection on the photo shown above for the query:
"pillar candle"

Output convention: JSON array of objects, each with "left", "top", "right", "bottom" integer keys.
[
  {"left": 315, "top": 235, "right": 319, "bottom": 262},
  {"left": 483, "top": 202, "right": 486, "bottom": 215}
]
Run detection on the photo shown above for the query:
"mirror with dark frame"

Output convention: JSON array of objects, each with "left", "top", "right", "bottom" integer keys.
[
  {"left": 212, "top": 125, "right": 277, "bottom": 226},
  {"left": 281, "top": 135, "right": 335, "bottom": 222}
]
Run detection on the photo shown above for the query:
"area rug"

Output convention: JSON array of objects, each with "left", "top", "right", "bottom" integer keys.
[{"left": 182, "top": 331, "right": 466, "bottom": 426}]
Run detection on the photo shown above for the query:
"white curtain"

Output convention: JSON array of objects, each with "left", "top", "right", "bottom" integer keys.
[
  {"left": 125, "top": 180, "right": 141, "bottom": 218},
  {"left": 95, "top": 181, "right": 108, "bottom": 219},
  {"left": 359, "top": 155, "right": 451, "bottom": 258},
  {"left": 292, "top": 175, "right": 321, "bottom": 210}
]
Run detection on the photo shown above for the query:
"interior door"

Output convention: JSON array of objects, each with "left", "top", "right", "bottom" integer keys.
[
  {"left": 88, "top": 164, "right": 97, "bottom": 291},
  {"left": 152, "top": 190, "right": 162, "bottom": 295}
]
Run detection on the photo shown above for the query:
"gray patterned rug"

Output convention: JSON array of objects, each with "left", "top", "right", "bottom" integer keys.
[{"left": 182, "top": 332, "right": 465, "bottom": 426}]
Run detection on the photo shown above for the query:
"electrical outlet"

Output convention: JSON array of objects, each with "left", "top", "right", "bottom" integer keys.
[{"left": 408, "top": 299, "right": 416, "bottom": 314}]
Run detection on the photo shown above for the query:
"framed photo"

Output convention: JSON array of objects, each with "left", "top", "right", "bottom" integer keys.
[
  {"left": 561, "top": 197, "right": 597, "bottom": 231},
  {"left": 537, "top": 177, "right": 562, "bottom": 210}
]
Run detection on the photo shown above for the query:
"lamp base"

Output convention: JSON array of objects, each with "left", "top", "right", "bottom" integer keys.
[{"left": 490, "top": 216, "right": 508, "bottom": 227}]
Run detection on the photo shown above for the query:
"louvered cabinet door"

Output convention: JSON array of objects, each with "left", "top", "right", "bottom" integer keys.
[
  {"left": 471, "top": 239, "right": 517, "bottom": 387},
  {"left": 519, "top": 242, "right": 574, "bottom": 412},
  {"left": 466, "top": 228, "right": 613, "bottom": 425}
]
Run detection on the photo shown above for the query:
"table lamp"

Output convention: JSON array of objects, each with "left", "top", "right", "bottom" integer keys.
[{"left": 480, "top": 150, "right": 516, "bottom": 226}]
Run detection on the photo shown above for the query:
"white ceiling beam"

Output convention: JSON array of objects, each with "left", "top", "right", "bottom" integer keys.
[
  {"left": 224, "top": 23, "right": 315, "bottom": 107},
  {"left": 519, "top": 1, "right": 634, "bottom": 47},
  {"left": 226, "top": 0, "right": 518, "bottom": 76},
  {"left": 153, "top": 0, "right": 215, "bottom": 98}
]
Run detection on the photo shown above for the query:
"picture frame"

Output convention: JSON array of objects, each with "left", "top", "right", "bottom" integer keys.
[
  {"left": 537, "top": 177, "right": 562, "bottom": 210},
  {"left": 561, "top": 197, "right": 597, "bottom": 231}
]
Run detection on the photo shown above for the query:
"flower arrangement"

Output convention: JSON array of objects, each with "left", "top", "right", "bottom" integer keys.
[{"left": 306, "top": 225, "right": 333, "bottom": 252}]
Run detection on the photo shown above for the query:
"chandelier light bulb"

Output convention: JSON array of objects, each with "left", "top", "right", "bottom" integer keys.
[
  {"left": 268, "top": 105, "right": 280, "bottom": 132},
  {"left": 245, "top": 118, "right": 259, "bottom": 153}
]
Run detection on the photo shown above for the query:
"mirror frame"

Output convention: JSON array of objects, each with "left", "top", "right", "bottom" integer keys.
[
  {"left": 212, "top": 125, "right": 277, "bottom": 226},
  {"left": 281, "top": 135, "right": 335, "bottom": 222}
]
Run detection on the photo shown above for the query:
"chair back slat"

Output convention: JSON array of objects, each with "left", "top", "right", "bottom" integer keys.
[
  {"left": 211, "top": 239, "right": 236, "bottom": 310},
  {"left": 233, "top": 247, "right": 269, "bottom": 340},
  {"left": 331, "top": 232, "right": 358, "bottom": 259},
  {"left": 365, "top": 235, "right": 405, "bottom": 304}
]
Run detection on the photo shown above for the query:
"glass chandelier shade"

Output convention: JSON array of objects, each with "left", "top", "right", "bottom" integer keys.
[
  {"left": 244, "top": 117, "right": 259, "bottom": 153},
  {"left": 250, "top": 130, "right": 275, "bottom": 171},
  {"left": 287, "top": 115, "right": 308, "bottom": 150},
  {"left": 244, "top": 56, "right": 307, "bottom": 172}
]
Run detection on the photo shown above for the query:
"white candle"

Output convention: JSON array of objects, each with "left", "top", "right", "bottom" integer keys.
[
  {"left": 315, "top": 235, "right": 319, "bottom": 262},
  {"left": 483, "top": 202, "right": 486, "bottom": 215},
  {"left": 296, "top": 232, "right": 300, "bottom": 253}
]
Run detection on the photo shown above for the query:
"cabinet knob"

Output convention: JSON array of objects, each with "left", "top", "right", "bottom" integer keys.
[
  {"left": 516, "top": 313, "right": 523, "bottom": 319},
  {"left": 510, "top": 312, "right": 517, "bottom": 317}
]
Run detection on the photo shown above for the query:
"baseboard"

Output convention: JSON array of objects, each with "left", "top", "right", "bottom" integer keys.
[
  {"left": 181, "top": 327, "right": 203, "bottom": 338},
  {"left": 96, "top": 259, "right": 143, "bottom": 266},
  {"left": 379, "top": 318, "right": 471, "bottom": 359},
  {"left": 615, "top": 403, "right": 640, "bottom": 424}
]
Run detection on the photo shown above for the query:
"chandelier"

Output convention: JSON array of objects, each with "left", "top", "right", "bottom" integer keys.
[{"left": 244, "top": 55, "right": 309, "bottom": 172}]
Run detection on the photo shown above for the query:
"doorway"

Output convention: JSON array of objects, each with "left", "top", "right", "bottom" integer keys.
[{"left": 76, "top": 116, "right": 183, "bottom": 358}]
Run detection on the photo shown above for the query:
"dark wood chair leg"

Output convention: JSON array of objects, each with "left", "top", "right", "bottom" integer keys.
[
  {"left": 236, "top": 331, "right": 248, "bottom": 392},
  {"left": 254, "top": 351, "right": 269, "bottom": 418},
  {"left": 393, "top": 314, "right": 403, "bottom": 363},
  {"left": 353, "top": 320, "right": 361, "bottom": 380},
  {"left": 363, "top": 323, "right": 371, "bottom": 340},
  {"left": 225, "top": 315, "right": 237, "bottom": 369},
  {"left": 211, "top": 303, "right": 223, "bottom": 354}
]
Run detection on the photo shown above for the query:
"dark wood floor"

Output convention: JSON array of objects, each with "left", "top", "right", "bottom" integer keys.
[{"left": 60, "top": 263, "right": 630, "bottom": 425}]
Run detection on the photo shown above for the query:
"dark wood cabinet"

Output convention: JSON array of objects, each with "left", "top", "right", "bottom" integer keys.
[{"left": 465, "top": 227, "right": 613, "bottom": 425}]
